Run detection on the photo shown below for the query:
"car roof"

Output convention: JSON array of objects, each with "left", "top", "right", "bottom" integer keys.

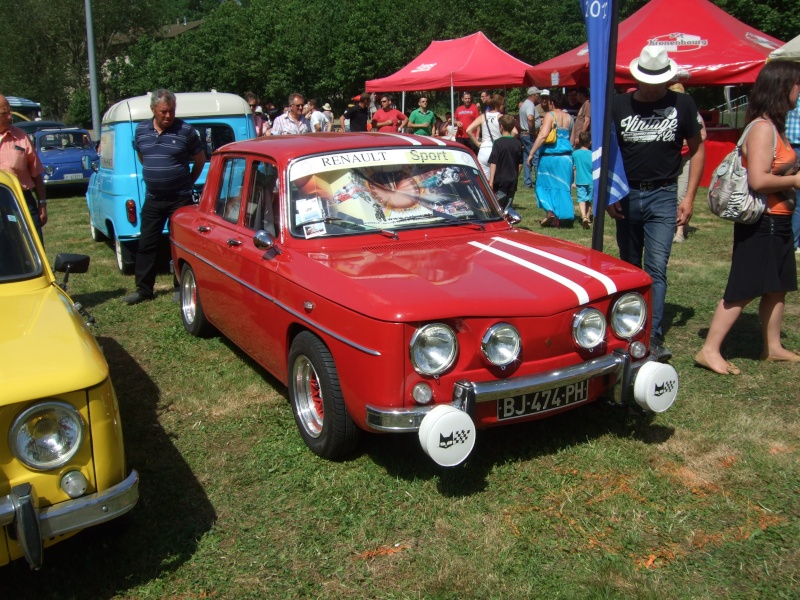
[
  {"left": 15, "top": 120, "right": 67, "bottom": 132},
  {"left": 216, "top": 132, "right": 467, "bottom": 162},
  {"left": 35, "top": 127, "right": 91, "bottom": 136},
  {"left": 102, "top": 91, "right": 250, "bottom": 125}
]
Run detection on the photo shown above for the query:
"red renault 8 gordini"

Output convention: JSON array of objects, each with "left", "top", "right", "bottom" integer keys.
[{"left": 170, "top": 133, "right": 678, "bottom": 467}]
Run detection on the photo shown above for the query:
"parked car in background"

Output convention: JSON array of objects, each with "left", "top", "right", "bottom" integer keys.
[
  {"left": 170, "top": 133, "right": 679, "bottom": 468},
  {"left": 34, "top": 127, "right": 99, "bottom": 187},
  {"left": 85, "top": 91, "right": 256, "bottom": 273},
  {"left": 14, "top": 120, "right": 67, "bottom": 138},
  {"left": 0, "top": 170, "right": 138, "bottom": 568}
]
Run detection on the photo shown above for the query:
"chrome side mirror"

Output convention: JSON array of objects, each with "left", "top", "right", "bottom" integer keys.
[
  {"left": 504, "top": 207, "right": 522, "bottom": 225},
  {"left": 253, "top": 230, "right": 281, "bottom": 254}
]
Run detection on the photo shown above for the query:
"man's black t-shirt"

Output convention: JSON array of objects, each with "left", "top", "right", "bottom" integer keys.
[
  {"left": 344, "top": 104, "right": 369, "bottom": 132},
  {"left": 612, "top": 90, "right": 702, "bottom": 182}
]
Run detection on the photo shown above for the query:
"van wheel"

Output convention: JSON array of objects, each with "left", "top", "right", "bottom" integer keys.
[
  {"left": 89, "top": 218, "right": 105, "bottom": 242},
  {"left": 113, "top": 233, "right": 135, "bottom": 275},
  {"left": 288, "top": 332, "right": 359, "bottom": 459}
]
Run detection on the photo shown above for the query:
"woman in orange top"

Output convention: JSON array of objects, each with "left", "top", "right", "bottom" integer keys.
[{"left": 696, "top": 60, "right": 800, "bottom": 374}]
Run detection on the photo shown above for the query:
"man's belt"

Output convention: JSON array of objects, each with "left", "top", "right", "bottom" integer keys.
[{"left": 628, "top": 179, "right": 677, "bottom": 191}]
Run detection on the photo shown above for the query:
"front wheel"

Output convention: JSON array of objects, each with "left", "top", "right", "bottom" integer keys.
[
  {"left": 180, "top": 264, "right": 213, "bottom": 337},
  {"left": 288, "top": 332, "right": 359, "bottom": 459}
]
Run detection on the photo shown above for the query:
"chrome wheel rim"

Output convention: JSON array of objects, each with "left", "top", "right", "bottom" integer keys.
[
  {"left": 293, "top": 356, "right": 324, "bottom": 437},
  {"left": 114, "top": 237, "right": 124, "bottom": 271},
  {"left": 181, "top": 270, "right": 197, "bottom": 324}
]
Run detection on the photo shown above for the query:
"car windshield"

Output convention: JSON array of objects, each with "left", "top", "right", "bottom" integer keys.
[
  {"left": 287, "top": 147, "right": 500, "bottom": 238},
  {"left": 38, "top": 130, "right": 93, "bottom": 151},
  {"left": 0, "top": 185, "right": 43, "bottom": 281}
]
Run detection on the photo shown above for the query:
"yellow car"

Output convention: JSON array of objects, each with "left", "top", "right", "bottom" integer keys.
[{"left": 0, "top": 171, "right": 138, "bottom": 569}]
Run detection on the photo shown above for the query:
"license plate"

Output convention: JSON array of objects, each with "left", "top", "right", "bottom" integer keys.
[
  {"left": 497, "top": 379, "right": 590, "bottom": 421},
  {"left": 63, "top": 173, "right": 84, "bottom": 181}
]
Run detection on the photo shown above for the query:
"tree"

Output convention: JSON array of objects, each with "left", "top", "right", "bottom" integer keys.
[{"left": 0, "top": 0, "right": 178, "bottom": 121}]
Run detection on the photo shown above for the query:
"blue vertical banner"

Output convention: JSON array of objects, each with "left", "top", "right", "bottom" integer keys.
[{"left": 582, "top": 0, "right": 628, "bottom": 211}]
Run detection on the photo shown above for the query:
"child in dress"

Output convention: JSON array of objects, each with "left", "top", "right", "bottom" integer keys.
[{"left": 572, "top": 131, "right": 593, "bottom": 228}]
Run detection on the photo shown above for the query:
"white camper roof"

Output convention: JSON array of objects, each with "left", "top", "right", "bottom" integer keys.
[{"left": 102, "top": 91, "right": 249, "bottom": 125}]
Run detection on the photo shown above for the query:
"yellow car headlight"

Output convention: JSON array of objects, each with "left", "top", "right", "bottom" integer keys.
[{"left": 9, "top": 401, "right": 85, "bottom": 471}]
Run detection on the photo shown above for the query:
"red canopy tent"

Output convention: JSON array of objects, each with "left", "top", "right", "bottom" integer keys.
[
  {"left": 526, "top": 0, "right": 783, "bottom": 87},
  {"left": 365, "top": 32, "right": 535, "bottom": 92}
]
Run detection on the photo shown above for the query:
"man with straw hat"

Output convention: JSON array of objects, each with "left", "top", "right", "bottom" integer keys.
[{"left": 607, "top": 45, "right": 705, "bottom": 361}]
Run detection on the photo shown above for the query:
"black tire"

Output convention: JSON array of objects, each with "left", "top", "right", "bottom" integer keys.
[
  {"left": 180, "top": 264, "right": 213, "bottom": 337},
  {"left": 113, "top": 230, "right": 136, "bottom": 275},
  {"left": 288, "top": 332, "right": 359, "bottom": 459}
]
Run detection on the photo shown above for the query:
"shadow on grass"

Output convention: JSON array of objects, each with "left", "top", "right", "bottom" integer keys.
[
  {"left": 0, "top": 337, "right": 216, "bottom": 596},
  {"left": 364, "top": 400, "right": 674, "bottom": 497}
]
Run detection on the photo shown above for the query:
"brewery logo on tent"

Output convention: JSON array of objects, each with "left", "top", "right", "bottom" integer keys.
[
  {"left": 647, "top": 33, "right": 708, "bottom": 53},
  {"left": 411, "top": 63, "right": 436, "bottom": 73}
]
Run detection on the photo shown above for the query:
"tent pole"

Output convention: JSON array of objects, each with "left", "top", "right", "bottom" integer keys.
[{"left": 451, "top": 75, "right": 455, "bottom": 140}]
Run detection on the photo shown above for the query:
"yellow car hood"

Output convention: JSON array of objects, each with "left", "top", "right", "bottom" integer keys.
[{"left": 0, "top": 279, "right": 109, "bottom": 405}]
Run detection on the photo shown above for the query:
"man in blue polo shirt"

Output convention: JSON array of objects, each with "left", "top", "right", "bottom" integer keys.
[{"left": 123, "top": 89, "right": 206, "bottom": 305}]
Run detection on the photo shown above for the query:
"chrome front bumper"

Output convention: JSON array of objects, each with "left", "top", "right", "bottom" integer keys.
[
  {"left": 366, "top": 351, "right": 654, "bottom": 432},
  {"left": 0, "top": 470, "right": 139, "bottom": 569}
]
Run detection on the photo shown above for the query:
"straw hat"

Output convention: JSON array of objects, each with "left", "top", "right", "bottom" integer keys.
[{"left": 629, "top": 45, "right": 678, "bottom": 84}]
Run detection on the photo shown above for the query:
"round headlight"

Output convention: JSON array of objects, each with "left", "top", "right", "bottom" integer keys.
[
  {"left": 9, "top": 401, "right": 85, "bottom": 471},
  {"left": 410, "top": 324, "right": 457, "bottom": 375},
  {"left": 610, "top": 293, "right": 647, "bottom": 339},
  {"left": 481, "top": 323, "right": 521, "bottom": 367},
  {"left": 573, "top": 308, "right": 606, "bottom": 349}
]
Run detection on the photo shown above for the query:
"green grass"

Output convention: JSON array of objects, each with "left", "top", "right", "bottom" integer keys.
[{"left": 1, "top": 187, "right": 798, "bottom": 599}]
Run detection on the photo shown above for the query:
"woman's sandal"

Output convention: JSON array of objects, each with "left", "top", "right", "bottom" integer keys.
[
  {"left": 694, "top": 351, "right": 741, "bottom": 375},
  {"left": 540, "top": 212, "right": 556, "bottom": 227}
]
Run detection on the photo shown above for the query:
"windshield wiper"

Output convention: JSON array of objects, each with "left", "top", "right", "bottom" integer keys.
[{"left": 302, "top": 216, "right": 399, "bottom": 240}]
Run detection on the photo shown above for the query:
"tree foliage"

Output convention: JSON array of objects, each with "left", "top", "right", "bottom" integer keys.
[{"left": 2, "top": 0, "right": 799, "bottom": 123}]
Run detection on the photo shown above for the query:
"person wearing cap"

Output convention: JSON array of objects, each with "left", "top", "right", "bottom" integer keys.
[
  {"left": 322, "top": 103, "right": 334, "bottom": 132},
  {"left": 519, "top": 86, "right": 542, "bottom": 188},
  {"left": 608, "top": 45, "right": 705, "bottom": 361},
  {"left": 372, "top": 95, "right": 408, "bottom": 133},
  {"left": 340, "top": 94, "right": 370, "bottom": 132}
]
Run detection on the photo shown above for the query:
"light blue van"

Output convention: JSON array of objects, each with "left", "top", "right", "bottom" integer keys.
[{"left": 85, "top": 92, "right": 256, "bottom": 272}]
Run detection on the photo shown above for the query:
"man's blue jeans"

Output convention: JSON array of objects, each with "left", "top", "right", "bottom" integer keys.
[
  {"left": 614, "top": 184, "right": 677, "bottom": 340},
  {"left": 521, "top": 132, "right": 534, "bottom": 187}
]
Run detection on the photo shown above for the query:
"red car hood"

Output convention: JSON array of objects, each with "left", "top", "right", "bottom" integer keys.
[{"left": 284, "top": 229, "right": 652, "bottom": 321}]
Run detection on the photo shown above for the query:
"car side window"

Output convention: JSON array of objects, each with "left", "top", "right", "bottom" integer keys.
[
  {"left": 245, "top": 161, "right": 278, "bottom": 235},
  {"left": 215, "top": 157, "right": 246, "bottom": 224}
]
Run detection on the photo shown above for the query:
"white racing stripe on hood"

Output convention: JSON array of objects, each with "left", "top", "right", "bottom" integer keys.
[
  {"left": 382, "top": 133, "right": 422, "bottom": 144},
  {"left": 493, "top": 237, "right": 617, "bottom": 295},
  {"left": 469, "top": 241, "right": 590, "bottom": 305}
]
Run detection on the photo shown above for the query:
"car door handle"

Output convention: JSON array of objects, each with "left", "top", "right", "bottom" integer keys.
[
  {"left": 227, "top": 238, "right": 243, "bottom": 247},
  {"left": 197, "top": 225, "right": 211, "bottom": 233}
]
